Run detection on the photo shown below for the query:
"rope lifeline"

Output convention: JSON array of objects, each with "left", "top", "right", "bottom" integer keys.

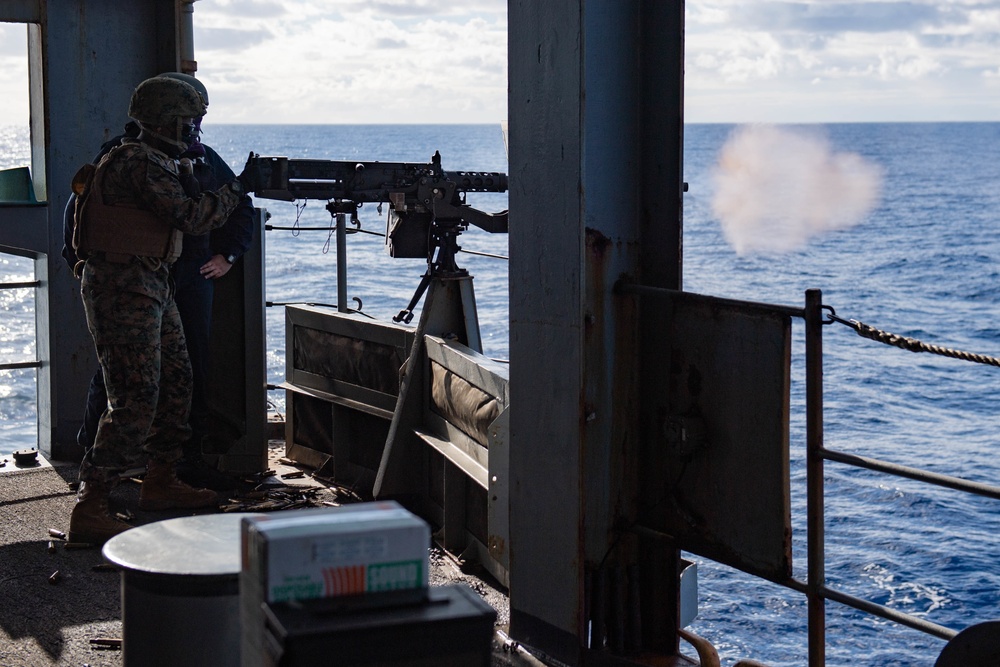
[
  {"left": 264, "top": 224, "right": 509, "bottom": 259},
  {"left": 824, "top": 307, "right": 1000, "bottom": 368}
]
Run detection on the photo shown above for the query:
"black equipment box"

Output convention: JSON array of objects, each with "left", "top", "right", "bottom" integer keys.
[{"left": 261, "top": 584, "right": 496, "bottom": 666}]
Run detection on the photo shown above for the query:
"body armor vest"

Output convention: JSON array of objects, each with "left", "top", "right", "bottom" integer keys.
[{"left": 73, "top": 147, "right": 183, "bottom": 263}]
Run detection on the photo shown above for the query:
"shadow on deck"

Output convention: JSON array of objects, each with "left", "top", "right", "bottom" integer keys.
[{"left": 0, "top": 446, "right": 527, "bottom": 667}]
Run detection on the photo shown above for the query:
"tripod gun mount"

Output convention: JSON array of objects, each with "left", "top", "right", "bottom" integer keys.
[{"left": 244, "top": 151, "right": 508, "bottom": 324}]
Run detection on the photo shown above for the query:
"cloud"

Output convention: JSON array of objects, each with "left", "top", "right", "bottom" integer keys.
[
  {"left": 340, "top": 1, "right": 464, "bottom": 18},
  {"left": 201, "top": 0, "right": 288, "bottom": 18},
  {"left": 0, "top": 24, "right": 26, "bottom": 56},
  {"left": 191, "top": 8, "right": 507, "bottom": 124},
  {"left": 686, "top": 0, "right": 1000, "bottom": 121},
  {"left": 877, "top": 51, "right": 945, "bottom": 79},
  {"left": 197, "top": 27, "right": 275, "bottom": 51},
  {"left": 327, "top": 0, "right": 505, "bottom": 19},
  {"left": 0, "top": 26, "right": 28, "bottom": 126},
  {"left": 374, "top": 37, "right": 408, "bottom": 49},
  {"left": 919, "top": 31, "right": 1000, "bottom": 50},
  {"left": 0, "top": 0, "right": 997, "bottom": 126},
  {"left": 726, "top": 2, "right": 945, "bottom": 34}
]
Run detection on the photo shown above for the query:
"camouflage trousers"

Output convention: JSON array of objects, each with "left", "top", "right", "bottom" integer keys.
[{"left": 79, "top": 256, "right": 192, "bottom": 483}]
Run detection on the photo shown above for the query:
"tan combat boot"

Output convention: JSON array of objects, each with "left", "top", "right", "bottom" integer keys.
[
  {"left": 68, "top": 480, "right": 132, "bottom": 544},
  {"left": 138, "top": 458, "right": 218, "bottom": 511}
]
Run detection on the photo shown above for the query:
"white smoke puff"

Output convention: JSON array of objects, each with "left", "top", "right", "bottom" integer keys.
[{"left": 710, "top": 124, "right": 883, "bottom": 255}]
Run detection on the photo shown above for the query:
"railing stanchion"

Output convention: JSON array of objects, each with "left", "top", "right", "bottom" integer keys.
[
  {"left": 336, "top": 212, "right": 348, "bottom": 313},
  {"left": 806, "top": 288, "right": 826, "bottom": 666}
]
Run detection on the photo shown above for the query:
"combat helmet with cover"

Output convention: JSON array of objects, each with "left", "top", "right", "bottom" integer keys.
[
  {"left": 128, "top": 76, "right": 207, "bottom": 154},
  {"left": 156, "top": 71, "right": 209, "bottom": 107},
  {"left": 156, "top": 72, "right": 209, "bottom": 147}
]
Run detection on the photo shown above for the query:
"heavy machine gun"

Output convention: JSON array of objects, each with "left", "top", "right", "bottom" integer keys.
[
  {"left": 247, "top": 153, "right": 511, "bottom": 592},
  {"left": 245, "top": 151, "right": 508, "bottom": 323}
]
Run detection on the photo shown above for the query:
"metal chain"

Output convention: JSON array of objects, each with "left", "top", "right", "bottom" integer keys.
[{"left": 824, "top": 307, "right": 1000, "bottom": 368}]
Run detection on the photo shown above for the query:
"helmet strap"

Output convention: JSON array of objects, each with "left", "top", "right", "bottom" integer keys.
[{"left": 138, "top": 120, "right": 187, "bottom": 158}]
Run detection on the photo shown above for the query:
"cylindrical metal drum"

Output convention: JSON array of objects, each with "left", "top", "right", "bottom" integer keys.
[{"left": 103, "top": 513, "right": 259, "bottom": 667}]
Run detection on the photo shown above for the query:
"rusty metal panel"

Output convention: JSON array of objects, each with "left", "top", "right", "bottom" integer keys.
[{"left": 647, "top": 290, "right": 792, "bottom": 581}]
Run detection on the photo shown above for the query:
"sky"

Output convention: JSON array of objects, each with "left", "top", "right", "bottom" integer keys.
[{"left": 1, "top": 0, "right": 1000, "bottom": 125}]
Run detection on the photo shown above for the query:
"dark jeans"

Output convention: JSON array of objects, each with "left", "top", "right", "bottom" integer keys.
[
  {"left": 76, "top": 370, "right": 107, "bottom": 451},
  {"left": 172, "top": 254, "right": 215, "bottom": 445}
]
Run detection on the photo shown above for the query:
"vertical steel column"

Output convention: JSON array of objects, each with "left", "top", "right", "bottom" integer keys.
[
  {"left": 805, "top": 288, "right": 826, "bottom": 666},
  {"left": 637, "top": 1, "right": 685, "bottom": 653},
  {"left": 509, "top": 2, "right": 685, "bottom": 662},
  {"left": 507, "top": 1, "right": 587, "bottom": 660},
  {"left": 336, "top": 212, "right": 348, "bottom": 312},
  {"left": 180, "top": 0, "right": 197, "bottom": 73}
]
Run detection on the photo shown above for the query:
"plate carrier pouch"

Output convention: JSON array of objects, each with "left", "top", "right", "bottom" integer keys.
[{"left": 72, "top": 144, "right": 183, "bottom": 265}]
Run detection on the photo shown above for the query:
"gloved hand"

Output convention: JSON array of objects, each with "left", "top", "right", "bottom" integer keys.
[{"left": 235, "top": 152, "right": 257, "bottom": 193}]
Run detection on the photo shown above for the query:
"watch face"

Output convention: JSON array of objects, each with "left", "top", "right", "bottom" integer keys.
[{"left": 227, "top": 254, "right": 237, "bottom": 264}]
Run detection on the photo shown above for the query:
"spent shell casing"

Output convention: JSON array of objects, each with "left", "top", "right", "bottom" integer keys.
[
  {"left": 47, "top": 541, "right": 56, "bottom": 554},
  {"left": 48, "top": 528, "right": 66, "bottom": 540},
  {"left": 48, "top": 570, "right": 61, "bottom": 584},
  {"left": 64, "top": 542, "right": 93, "bottom": 550},
  {"left": 89, "top": 637, "right": 122, "bottom": 650}
]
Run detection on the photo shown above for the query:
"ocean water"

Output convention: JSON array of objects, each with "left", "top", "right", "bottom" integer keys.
[
  {"left": 1, "top": 123, "right": 998, "bottom": 665},
  {"left": 682, "top": 122, "right": 1000, "bottom": 666}
]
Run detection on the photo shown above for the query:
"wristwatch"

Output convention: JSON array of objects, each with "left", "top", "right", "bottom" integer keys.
[{"left": 225, "top": 254, "right": 237, "bottom": 264}]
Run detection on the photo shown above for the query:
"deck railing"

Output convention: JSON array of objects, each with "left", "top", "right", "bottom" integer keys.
[
  {"left": 621, "top": 285, "right": 999, "bottom": 666},
  {"left": 0, "top": 277, "right": 41, "bottom": 372}
]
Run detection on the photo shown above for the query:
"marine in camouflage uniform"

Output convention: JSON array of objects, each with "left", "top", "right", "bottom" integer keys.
[
  {"left": 61, "top": 73, "right": 254, "bottom": 493},
  {"left": 68, "top": 76, "right": 255, "bottom": 544},
  {"left": 80, "top": 138, "right": 243, "bottom": 476}
]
